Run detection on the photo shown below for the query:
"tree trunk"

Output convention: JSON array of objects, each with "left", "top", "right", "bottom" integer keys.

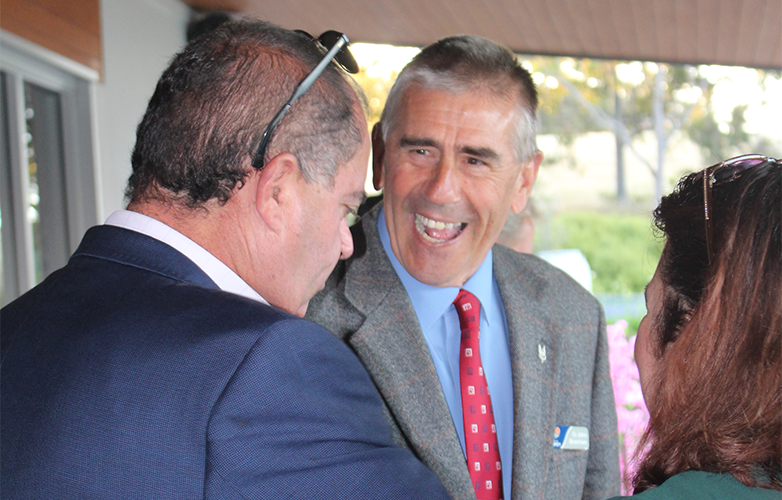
[
  {"left": 653, "top": 67, "right": 666, "bottom": 202},
  {"left": 614, "top": 69, "right": 627, "bottom": 203}
]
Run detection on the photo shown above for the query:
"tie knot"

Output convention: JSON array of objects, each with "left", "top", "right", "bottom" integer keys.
[{"left": 453, "top": 289, "right": 480, "bottom": 326}]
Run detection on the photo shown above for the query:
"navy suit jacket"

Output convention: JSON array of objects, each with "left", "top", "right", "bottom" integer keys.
[{"left": 1, "top": 225, "right": 450, "bottom": 499}]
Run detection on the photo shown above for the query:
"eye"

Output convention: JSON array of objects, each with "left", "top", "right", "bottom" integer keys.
[
  {"left": 466, "top": 157, "right": 487, "bottom": 166},
  {"left": 413, "top": 148, "right": 429, "bottom": 155}
]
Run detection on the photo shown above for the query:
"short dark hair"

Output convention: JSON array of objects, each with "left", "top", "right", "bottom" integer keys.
[
  {"left": 380, "top": 35, "right": 539, "bottom": 162},
  {"left": 633, "top": 158, "right": 781, "bottom": 491},
  {"left": 127, "top": 20, "right": 365, "bottom": 208}
]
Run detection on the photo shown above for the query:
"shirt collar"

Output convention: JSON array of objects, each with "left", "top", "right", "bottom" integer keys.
[
  {"left": 377, "top": 207, "right": 495, "bottom": 330},
  {"left": 105, "top": 210, "right": 268, "bottom": 305}
]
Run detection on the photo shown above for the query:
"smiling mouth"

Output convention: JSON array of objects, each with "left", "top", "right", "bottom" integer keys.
[{"left": 415, "top": 214, "right": 466, "bottom": 243}]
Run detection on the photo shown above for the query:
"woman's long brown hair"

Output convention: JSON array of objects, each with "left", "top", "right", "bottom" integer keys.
[{"left": 632, "top": 158, "right": 781, "bottom": 492}]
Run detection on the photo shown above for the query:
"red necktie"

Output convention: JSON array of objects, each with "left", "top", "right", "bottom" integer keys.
[{"left": 454, "top": 289, "right": 504, "bottom": 500}]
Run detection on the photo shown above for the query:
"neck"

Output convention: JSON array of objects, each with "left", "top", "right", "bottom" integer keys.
[
  {"left": 126, "top": 170, "right": 301, "bottom": 315},
  {"left": 128, "top": 196, "right": 263, "bottom": 290}
]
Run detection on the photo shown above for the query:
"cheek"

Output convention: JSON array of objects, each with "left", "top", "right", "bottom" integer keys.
[
  {"left": 635, "top": 318, "right": 648, "bottom": 366},
  {"left": 309, "top": 211, "right": 338, "bottom": 251},
  {"left": 474, "top": 178, "right": 517, "bottom": 216},
  {"left": 635, "top": 316, "right": 659, "bottom": 381},
  {"left": 385, "top": 161, "right": 427, "bottom": 195},
  {"left": 328, "top": 216, "right": 344, "bottom": 247}
]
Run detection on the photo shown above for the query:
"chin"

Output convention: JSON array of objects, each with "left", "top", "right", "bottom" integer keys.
[
  {"left": 409, "top": 266, "right": 460, "bottom": 288},
  {"left": 404, "top": 250, "right": 464, "bottom": 285}
]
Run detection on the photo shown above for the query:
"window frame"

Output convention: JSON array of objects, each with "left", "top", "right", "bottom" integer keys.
[{"left": 1, "top": 31, "right": 100, "bottom": 304}]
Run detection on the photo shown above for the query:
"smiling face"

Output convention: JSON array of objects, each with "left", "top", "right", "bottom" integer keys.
[{"left": 376, "top": 85, "right": 541, "bottom": 287}]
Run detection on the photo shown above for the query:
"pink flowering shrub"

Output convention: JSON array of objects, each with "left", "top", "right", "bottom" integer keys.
[{"left": 607, "top": 320, "right": 650, "bottom": 494}]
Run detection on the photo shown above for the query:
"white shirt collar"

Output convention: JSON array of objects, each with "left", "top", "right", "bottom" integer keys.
[{"left": 105, "top": 210, "right": 268, "bottom": 305}]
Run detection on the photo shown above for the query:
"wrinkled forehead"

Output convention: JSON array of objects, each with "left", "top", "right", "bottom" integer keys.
[
  {"left": 390, "top": 84, "right": 523, "bottom": 155},
  {"left": 404, "top": 74, "right": 527, "bottom": 111}
]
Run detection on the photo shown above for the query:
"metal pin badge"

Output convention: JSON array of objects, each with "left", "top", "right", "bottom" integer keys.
[{"left": 538, "top": 344, "right": 547, "bottom": 363}]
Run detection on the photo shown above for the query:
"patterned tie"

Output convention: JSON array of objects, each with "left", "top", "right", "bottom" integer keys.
[{"left": 454, "top": 289, "right": 504, "bottom": 500}]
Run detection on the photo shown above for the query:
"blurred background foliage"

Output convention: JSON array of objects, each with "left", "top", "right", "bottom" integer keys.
[{"left": 537, "top": 211, "right": 664, "bottom": 295}]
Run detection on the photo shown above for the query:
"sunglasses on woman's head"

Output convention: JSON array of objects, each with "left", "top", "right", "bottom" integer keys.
[{"left": 701, "top": 154, "right": 780, "bottom": 264}]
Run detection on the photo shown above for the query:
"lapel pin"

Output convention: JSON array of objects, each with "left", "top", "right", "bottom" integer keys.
[{"left": 538, "top": 344, "right": 547, "bottom": 363}]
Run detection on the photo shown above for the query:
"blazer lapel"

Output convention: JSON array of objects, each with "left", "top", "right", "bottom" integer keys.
[
  {"left": 493, "top": 246, "right": 558, "bottom": 499},
  {"left": 342, "top": 206, "right": 477, "bottom": 500}
]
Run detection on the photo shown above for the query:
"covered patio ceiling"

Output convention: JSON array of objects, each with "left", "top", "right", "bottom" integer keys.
[{"left": 182, "top": 0, "right": 781, "bottom": 70}]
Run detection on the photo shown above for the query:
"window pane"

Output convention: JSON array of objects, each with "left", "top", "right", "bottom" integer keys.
[{"left": 24, "top": 82, "right": 69, "bottom": 282}]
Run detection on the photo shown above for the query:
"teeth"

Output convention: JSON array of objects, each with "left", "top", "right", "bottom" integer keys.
[
  {"left": 414, "top": 214, "right": 463, "bottom": 243},
  {"left": 416, "top": 214, "right": 461, "bottom": 230}
]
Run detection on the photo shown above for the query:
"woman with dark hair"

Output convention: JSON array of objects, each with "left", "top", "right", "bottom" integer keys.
[{"left": 608, "top": 154, "right": 781, "bottom": 498}]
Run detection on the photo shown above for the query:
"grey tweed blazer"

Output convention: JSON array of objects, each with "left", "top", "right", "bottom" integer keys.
[{"left": 306, "top": 204, "right": 620, "bottom": 500}]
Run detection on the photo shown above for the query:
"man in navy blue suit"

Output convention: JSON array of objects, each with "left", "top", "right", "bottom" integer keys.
[{"left": 1, "top": 21, "right": 450, "bottom": 499}]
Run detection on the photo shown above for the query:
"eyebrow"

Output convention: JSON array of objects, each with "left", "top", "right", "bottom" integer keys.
[
  {"left": 400, "top": 136, "right": 501, "bottom": 161},
  {"left": 461, "top": 146, "right": 499, "bottom": 161},
  {"left": 399, "top": 136, "right": 439, "bottom": 149}
]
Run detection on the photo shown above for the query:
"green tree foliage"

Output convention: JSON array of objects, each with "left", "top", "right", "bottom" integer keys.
[
  {"left": 538, "top": 211, "right": 664, "bottom": 294},
  {"left": 525, "top": 58, "right": 776, "bottom": 200},
  {"left": 686, "top": 104, "right": 750, "bottom": 163}
]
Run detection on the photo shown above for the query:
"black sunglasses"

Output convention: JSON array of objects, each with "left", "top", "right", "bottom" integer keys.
[
  {"left": 701, "top": 154, "right": 779, "bottom": 264},
  {"left": 251, "top": 30, "right": 359, "bottom": 170}
]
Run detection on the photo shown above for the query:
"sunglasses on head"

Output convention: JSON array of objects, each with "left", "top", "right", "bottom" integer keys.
[
  {"left": 251, "top": 30, "right": 359, "bottom": 170},
  {"left": 701, "top": 154, "right": 780, "bottom": 264}
]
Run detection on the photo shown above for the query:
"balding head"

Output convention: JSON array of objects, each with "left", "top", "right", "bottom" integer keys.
[{"left": 127, "top": 20, "right": 366, "bottom": 209}]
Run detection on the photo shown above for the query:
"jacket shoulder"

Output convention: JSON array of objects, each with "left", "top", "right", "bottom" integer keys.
[
  {"left": 306, "top": 206, "right": 395, "bottom": 338},
  {"left": 306, "top": 259, "right": 365, "bottom": 339},
  {"left": 494, "top": 244, "right": 599, "bottom": 306}
]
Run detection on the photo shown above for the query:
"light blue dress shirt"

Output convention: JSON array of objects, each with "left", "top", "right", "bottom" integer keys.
[{"left": 378, "top": 209, "right": 514, "bottom": 496}]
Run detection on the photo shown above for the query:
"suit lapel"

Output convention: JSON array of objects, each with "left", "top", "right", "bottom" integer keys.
[
  {"left": 342, "top": 206, "right": 476, "bottom": 500},
  {"left": 494, "top": 246, "right": 557, "bottom": 499}
]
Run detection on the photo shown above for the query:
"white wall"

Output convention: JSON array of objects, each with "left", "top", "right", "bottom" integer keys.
[{"left": 96, "top": 0, "right": 190, "bottom": 218}]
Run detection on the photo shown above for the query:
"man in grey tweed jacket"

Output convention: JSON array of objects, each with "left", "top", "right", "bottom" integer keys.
[{"left": 307, "top": 35, "right": 619, "bottom": 500}]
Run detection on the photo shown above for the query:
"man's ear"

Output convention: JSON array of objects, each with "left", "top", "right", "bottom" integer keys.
[
  {"left": 255, "top": 152, "right": 299, "bottom": 231},
  {"left": 371, "top": 122, "right": 385, "bottom": 191},
  {"left": 510, "top": 150, "right": 543, "bottom": 214}
]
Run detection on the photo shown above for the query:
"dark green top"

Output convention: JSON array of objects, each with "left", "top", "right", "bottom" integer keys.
[{"left": 608, "top": 471, "right": 780, "bottom": 499}]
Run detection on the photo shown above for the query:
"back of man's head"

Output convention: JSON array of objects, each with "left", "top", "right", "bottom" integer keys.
[
  {"left": 380, "top": 35, "right": 538, "bottom": 163},
  {"left": 126, "top": 20, "right": 365, "bottom": 209}
]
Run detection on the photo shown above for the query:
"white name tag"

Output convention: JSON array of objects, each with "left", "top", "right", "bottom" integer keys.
[{"left": 553, "top": 425, "right": 590, "bottom": 450}]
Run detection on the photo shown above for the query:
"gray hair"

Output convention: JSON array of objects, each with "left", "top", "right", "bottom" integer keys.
[{"left": 379, "top": 35, "right": 539, "bottom": 163}]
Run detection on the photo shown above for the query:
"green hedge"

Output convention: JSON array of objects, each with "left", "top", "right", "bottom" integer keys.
[{"left": 537, "top": 211, "right": 664, "bottom": 294}]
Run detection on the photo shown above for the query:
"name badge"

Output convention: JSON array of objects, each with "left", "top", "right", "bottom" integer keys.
[{"left": 553, "top": 425, "right": 589, "bottom": 450}]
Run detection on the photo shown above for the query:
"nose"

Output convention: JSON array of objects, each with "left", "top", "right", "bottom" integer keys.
[
  {"left": 423, "top": 157, "right": 459, "bottom": 205},
  {"left": 339, "top": 218, "right": 354, "bottom": 260}
]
